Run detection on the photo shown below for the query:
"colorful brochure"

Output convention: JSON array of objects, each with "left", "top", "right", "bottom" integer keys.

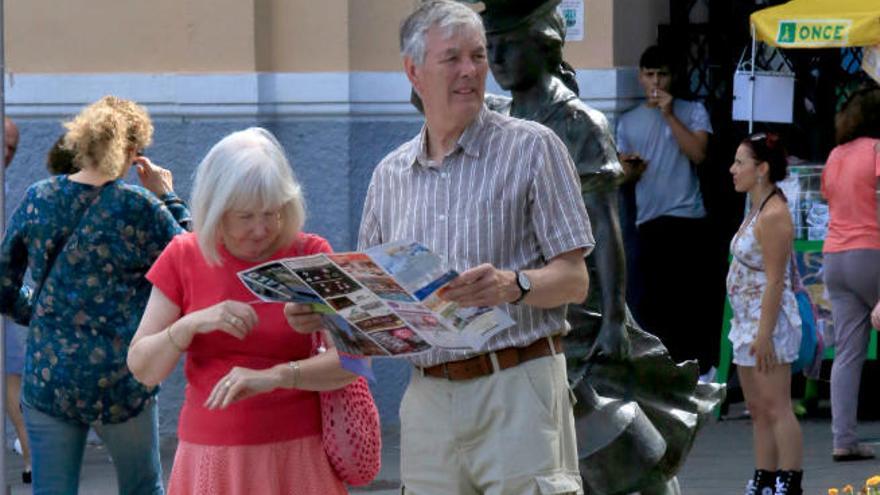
[{"left": 237, "top": 240, "right": 515, "bottom": 359}]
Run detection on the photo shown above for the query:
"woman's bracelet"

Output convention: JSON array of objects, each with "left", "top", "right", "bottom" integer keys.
[
  {"left": 166, "top": 325, "right": 186, "bottom": 353},
  {"left": 287, "top": 361, "right": 301, "bottom": 389}
]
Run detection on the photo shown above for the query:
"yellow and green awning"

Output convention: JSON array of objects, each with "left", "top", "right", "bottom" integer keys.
[{"left": 750, "top": 0, "right": 880, "bottom": 48}]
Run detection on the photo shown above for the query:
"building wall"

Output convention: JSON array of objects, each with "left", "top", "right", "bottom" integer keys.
[
  {"left": 612, "top": 0, "right": 670, "bottom": 67},
  {"left": 2, "top": 0, "right": 666, "bottom": 438},
  {"left": 5, "top": 0, "right": 650, "bottom": 73}
]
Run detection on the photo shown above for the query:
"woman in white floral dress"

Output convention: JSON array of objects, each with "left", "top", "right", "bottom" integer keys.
[{"left": 728, "top": 133, "right": 803, "bottom": 495}]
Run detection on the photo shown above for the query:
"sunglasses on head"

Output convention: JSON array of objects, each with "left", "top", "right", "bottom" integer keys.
[{"left": 748, "top": 132, "right": 780, "bottom": 148}]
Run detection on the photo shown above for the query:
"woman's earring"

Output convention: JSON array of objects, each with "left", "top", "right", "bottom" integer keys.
[{"left": 758, "top": 175, "right": 764, "bottom": 185}]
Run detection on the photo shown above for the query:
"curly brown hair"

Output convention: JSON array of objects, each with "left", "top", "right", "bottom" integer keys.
[
  {"left": 62, "top": 95, "right": 153, "bottom": 177},
  {"left": 835, "top": 85, "right": 880, "bottom": 145}
]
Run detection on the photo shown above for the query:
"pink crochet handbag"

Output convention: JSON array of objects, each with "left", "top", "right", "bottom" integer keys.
[{"left": 313, "top": 335, "right": 382, "bottom": 486}]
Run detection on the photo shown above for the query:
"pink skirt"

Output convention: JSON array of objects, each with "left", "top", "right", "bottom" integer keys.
[{"left": 168, "top": 435, "right": 348, "bottom": 495}]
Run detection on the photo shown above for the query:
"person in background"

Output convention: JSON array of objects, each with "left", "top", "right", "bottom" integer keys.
[
  {"left": 46, "top": 134, "right": 78, "bottom": 175},
  {"left": 127, "top": 127, "right": 356, "bottom": 495},
  {"left": 5, "top": 117, "right": 19, "bottom": 166},
  {"left": 0, "top": 96, "right": 189, "bottom": 495},
  {"left": 728, "top": 133, "right": 803, "bottom": 495},
  {"left": 615, "top": 44, "right": 718, "bottom": 376},
  {"left": 821, "top": 84, "right": 880, "bottom": 462},
  {"left": 2, "top": 116, "right": 32, "bottom": 484}
]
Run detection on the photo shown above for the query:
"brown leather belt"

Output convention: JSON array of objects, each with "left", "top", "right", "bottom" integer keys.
[{"left": 419, "top": 335, "right": 563, "bottom": 381}]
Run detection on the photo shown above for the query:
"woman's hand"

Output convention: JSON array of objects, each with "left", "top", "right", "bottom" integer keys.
[
  {"left": 872, "top": 299, "right": 880, "bottom": 330},
  {"left": 181, "top": 300, "right": 258, "bottom": 340},
  {"left": 750, "top": 335, "right": 777, "bottom": 373},
  {"left": 204, "top": 366, "right": 283, "bottom": 410},
  {"left": 283, "top": 303, "right": 325, "bottom": 334},
  {"left": 135, "top": 156, "right": 174, "bottom": 197}
]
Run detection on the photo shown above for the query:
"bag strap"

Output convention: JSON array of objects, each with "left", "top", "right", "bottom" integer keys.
[
  {"left": 759, "top": 188, "right": 803, "bottom": 291},
  {"left": 31, "top": 183, "right": 108, "bottom": 307},
  {"left": 733, "top": 188, "right": 802, "bottom": 289},
  {"left": 788, "top": 254, "right": 805, "bottom": 293},
  {"left": 757, "top": 187, "right": 779, "bottom": 213}
]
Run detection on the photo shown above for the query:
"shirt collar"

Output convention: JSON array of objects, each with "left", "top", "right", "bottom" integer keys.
[{"left": 409, "top": 105, "right": 488, "bottom": 168}]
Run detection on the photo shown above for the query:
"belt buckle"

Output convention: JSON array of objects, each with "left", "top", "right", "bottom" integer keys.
[{"left": 441, "top": 363, "right": 450, "bottom": 379}]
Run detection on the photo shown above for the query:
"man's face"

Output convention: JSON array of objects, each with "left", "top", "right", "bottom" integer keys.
[
  {"left": 4, "top": 120, "right": 19, "bottom": 167},
  {"left": 487, "top": 31, "right": 544, "bottom": 92},
  {"left": 638, "top": 66, "right": 672, "bottom": 98},
  {"left": 406, "top": 24, "right": 488, "bottom": 128}
]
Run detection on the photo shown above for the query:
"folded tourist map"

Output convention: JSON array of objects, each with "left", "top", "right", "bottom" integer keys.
[{"left": 237, "top": 240, "right": 515, "bottom": 358}]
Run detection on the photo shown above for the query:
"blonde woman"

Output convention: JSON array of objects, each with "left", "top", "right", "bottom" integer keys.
[
  {"left": 128, "top": 128, "right": 355, "bottom": 494},
  {"left": 0, "top": 96, "right": 189, "bottom": 494}
]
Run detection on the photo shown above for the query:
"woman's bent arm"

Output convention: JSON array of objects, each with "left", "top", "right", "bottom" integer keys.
[
  {"left": 753, "top": 200, "right": 794, "bottom": 372},
  {"left": 128, "top": 287, "right": 187, "bottom": 386}
]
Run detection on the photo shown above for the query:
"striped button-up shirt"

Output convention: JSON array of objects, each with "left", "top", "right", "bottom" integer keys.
[{"left": 358, "top": 106, "right": 594, "bottom": 367}]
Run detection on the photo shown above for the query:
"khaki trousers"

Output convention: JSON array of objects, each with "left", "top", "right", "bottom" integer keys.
[{"left": 401, "top": 353, "right": 582, "bottom": 495}]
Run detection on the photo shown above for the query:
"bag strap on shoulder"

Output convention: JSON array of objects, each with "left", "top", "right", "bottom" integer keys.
[{"left": 31, "top": 183, "right": 108, "bottom": 307}]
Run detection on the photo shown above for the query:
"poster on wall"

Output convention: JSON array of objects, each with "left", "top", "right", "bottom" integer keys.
[{"left": 558, "top": 1, "right": 584, "bottom": 41}]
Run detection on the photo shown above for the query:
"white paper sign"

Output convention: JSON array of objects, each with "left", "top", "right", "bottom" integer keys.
[
  {"left": 864, "top": 45, "right": 880, "bottom": 86},
  {"left": 732, "top": 70, "right": 795, "bottom": 124},
  {"left": 558, "top": 0, "right": 584, "bottom": 42}
]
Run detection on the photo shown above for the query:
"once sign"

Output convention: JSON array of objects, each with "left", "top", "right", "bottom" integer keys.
[{"left": 776, "top": 19, "right": 852, "bottom": 46}]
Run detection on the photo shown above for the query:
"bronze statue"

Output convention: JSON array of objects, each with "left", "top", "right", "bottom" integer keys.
[{"left": 463, "top": 1, "right": 726, "bottom": 493}]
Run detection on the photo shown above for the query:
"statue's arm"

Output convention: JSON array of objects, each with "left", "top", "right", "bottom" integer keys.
[
  {"left": 582, "top": 188, "right": 630, "bottom": 359},
  {"left": 567, "top": 111, "right": 630, "bottom": 358}
]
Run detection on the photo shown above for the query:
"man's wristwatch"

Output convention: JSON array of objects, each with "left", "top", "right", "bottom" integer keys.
[{"left": 512, "top": 270, "right": 531, "bottom": 305}]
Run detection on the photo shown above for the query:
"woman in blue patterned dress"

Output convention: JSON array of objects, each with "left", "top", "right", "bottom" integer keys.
[{"left": 0, "top": 96, "right": 190, "bottom": 495}]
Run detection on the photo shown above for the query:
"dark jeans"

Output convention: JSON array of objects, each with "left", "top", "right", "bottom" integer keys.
[{"left": 632, "top": 215, "right": 721, "bottom": 373}]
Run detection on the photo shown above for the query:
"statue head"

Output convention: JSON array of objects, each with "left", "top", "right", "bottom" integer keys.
[{"left": 478, "top": 0, "right": 578, "bottom": 94}]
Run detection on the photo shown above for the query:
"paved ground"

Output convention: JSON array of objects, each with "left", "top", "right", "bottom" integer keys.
[{"left": 3, "top": 409, "right": 880, "bottom": 494}]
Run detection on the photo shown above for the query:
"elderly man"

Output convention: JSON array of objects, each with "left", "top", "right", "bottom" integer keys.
[{"left": 287, "top": 1, "right": 592, "bottom": 493}]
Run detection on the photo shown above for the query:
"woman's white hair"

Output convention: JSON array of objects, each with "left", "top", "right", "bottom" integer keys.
[
  {"left": 400, "top": 0, "right": 485, "bottom": 66},
  {"left": 191, "top": 127, "right": 305, "bottom": 265}
]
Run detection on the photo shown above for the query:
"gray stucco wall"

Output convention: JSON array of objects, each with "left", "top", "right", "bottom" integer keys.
[
  {"left": 3, "top": 115, "right": 422, "bottom": 438},
  {"left": 2, "top": 67, "right": 637, "bottom": 441}
]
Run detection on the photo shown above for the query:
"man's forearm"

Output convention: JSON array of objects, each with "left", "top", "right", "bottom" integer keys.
[
  {"left": 520, "top": 250, "right": 589, "bottom": 308},
  {"left": 664, "top": 113, "right": 708, "bottom": 165}
]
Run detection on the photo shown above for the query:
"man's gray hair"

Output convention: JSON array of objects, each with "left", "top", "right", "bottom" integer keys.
[{"left": 400, "top": 0, "right": 485, "bottom": 66}]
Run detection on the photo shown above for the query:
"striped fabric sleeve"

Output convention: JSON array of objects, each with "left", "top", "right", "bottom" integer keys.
[
  {"left": 357, "top": 177, "right": 382, "bottom": 251},
  {"left": 529, "top": 129, "right": 595, "bottom": 261}
]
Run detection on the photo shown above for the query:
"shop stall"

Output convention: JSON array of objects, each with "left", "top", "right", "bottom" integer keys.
[{"left": 716, "top": 0, "right": 880, "bottom": 396}]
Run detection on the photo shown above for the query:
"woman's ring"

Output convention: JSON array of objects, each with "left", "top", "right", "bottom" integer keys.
[{"left": 223, "top": 379, "right": 232, "bottom": 389}]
